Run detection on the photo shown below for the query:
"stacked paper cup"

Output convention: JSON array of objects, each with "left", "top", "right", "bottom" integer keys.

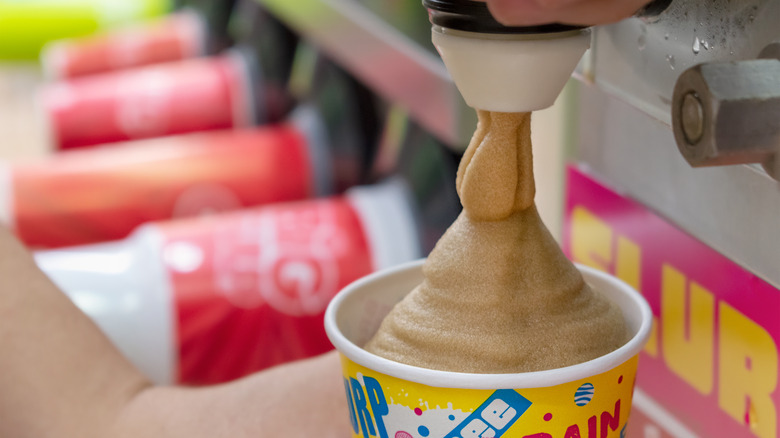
[{"left": 36, "top": 179, "right": 422, "bottom": 385}]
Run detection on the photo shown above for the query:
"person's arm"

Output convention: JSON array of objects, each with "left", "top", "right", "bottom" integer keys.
[
  {"left": 0, "top": 226, "right": 148, "bottom": 437},
  {"left": 113, "top": 351, "right": 351, "bottom": 438},
  {"left": 0, "top": 226, "right": 350, "bottom": 437},
  {"left": 484, "top": 0, "right": 652, "bottom": 26}
]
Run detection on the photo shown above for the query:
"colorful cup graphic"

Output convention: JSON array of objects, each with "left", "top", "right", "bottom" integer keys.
[{"left": 325, "top": 260, "right": 652, "bottom": 438}]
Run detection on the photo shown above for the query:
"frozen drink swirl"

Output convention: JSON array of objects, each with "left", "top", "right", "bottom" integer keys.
[{"left": 364, "top": 111, "right": 628, "bottom": 373}]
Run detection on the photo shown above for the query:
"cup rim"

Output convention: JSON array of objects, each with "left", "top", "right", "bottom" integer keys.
[{"left": 325, "top": 259, "right": 653, "bottom": 389}]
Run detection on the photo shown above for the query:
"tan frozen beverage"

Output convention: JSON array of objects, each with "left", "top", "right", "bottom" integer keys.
[{"left": 364, "top": 111, "right": 628, "bottom": 373}]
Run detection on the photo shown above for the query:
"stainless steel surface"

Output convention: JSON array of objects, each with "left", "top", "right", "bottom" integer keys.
[
  {"left": 577, "top": 83, "right": 780, "bottom": 289},
  {"left": 671, "top": 58, "right": 780, "bottom": 168},
  {"left": 584, "top": 0, "right": 780, "bottom": 126},
  {"left": 256, "top": 0, "right": 476, "bottom": 149},
  {"left": 574, "top": 0, "right": 780, "bottom": 289}
]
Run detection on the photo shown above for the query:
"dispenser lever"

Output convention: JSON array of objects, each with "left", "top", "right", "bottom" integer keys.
[{"left": 671, "top": 42, "right": 780, "bottom": 179}]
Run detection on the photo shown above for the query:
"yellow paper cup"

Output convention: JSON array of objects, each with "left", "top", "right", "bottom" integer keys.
[{"left": 325, "top": 260, "right": 652, "bottom": 438}]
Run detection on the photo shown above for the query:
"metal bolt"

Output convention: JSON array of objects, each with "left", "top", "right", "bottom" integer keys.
[
  {"left": 680, "top": 92, "right": 704, "bottom": 145},
  {"left": 672, "top": 59, "right": 780, "bottom": 168}
]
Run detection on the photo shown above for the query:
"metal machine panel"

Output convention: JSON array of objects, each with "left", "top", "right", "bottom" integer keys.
[
  {"left": 584, "top": 0, "right": 780, "bottom": 126},
  {"left": 575, "top": 84, "right": 780, "bottom": 289}
]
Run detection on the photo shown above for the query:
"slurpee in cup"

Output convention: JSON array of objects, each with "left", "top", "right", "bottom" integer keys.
[{"left": 325, "top": 261, "right": 652, "bottom": 438}]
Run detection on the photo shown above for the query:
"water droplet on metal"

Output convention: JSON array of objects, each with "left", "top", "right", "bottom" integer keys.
[
  {"left": 666, "top": 54, "right": 676, "bottom": 70},
  {"left": 702, "top": 40, "right": 710, "bottom": 50},
  {"left": 664, "top": 33, "right": 670, "bottom": 40},
  {"left": 692, "top": 37, "right": 701, "bottom": 54}
]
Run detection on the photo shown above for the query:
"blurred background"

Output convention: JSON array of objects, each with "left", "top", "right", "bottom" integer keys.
[{"left": 2, "top": 1, "right": 780, "bottom": 437}]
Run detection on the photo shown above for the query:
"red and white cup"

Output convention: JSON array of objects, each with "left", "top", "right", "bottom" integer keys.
[
  {"left": 1, "top": 110, "right": 330, "bottom": 248},
  {"left": 41, "top": 10, "right": 208, "bottom": 80},
  {"left": 35, "top": 179, "right": 421, "bottom": 385},
  {"left": 39, "top": 50, "right": 255, "bottom": 150}
]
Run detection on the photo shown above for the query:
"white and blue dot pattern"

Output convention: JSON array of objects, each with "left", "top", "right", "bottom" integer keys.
[{"left": 574, "top": 383, "right": 595, "bottom": 406}]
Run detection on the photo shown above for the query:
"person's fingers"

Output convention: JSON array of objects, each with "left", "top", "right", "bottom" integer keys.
[{"left": 486, "top": 0, "right": 652, "bottom": 26}]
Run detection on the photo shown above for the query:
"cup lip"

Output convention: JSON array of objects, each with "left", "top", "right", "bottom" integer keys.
[{"left": 325, "top": 259, "right": 653, "bottom": 390}]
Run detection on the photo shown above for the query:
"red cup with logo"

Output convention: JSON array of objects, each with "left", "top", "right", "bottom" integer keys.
[
  {"left": 2, "top": 108, "right": 334, "bottom": 248},
  {"left": 41, "top": 10, "right": 208, "bottom": 80},
  {"left": 39, "top": 50, "right": 255, "bottom": 149},
  {"left": 35, "top": 179, "right": 422, "bottom": 385}
]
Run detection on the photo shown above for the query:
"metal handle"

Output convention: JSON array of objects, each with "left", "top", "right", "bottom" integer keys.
[{"left": 671, "top": 42, "right": 780, "bottom": 179}]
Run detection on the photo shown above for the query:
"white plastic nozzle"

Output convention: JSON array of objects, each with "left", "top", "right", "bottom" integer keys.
[{"left": 432, "top": 27, "right": 591, "bottom": 112}]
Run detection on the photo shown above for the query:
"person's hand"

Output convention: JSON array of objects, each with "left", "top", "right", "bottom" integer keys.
[{"left": 484, "top": 0, "right": 653, "bottom": 26}]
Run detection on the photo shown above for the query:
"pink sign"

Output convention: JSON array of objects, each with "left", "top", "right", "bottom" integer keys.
[{"left": 563, "top": 166, "right": 780, "bottom": 438}]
